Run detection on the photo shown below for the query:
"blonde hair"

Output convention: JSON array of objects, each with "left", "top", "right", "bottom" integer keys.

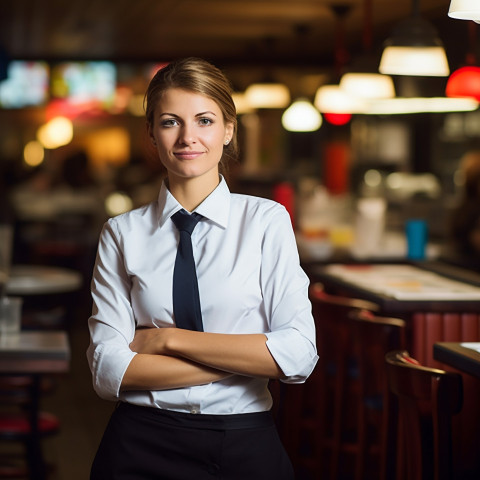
[{"left": 144, "top": 57, "right": 238, "bottom": 175}]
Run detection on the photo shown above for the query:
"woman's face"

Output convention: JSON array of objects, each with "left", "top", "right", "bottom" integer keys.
[{"left": 149, "top": 88, "right": 233, "bottom": 184}]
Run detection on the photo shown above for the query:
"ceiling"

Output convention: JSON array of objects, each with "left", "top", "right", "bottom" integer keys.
[{"left": 0, "top": 0, "right": 469, "bottom": 91}]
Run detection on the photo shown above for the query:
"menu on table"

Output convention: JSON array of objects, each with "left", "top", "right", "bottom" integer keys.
[
  {"left": 324, "top": 264, "right": 480, "bottom": 301},
  {"left": 461, "top": 343, "right": 480, "bottom": 354}
]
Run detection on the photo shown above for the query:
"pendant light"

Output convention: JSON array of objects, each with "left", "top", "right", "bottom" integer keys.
[
  {"left": 314, "top": 84, "right": 366, "bottom": 114},
  {"left": 449, "top": 0, "right": 480, "bottom": 23},
  {"left": 244, "top": 82, "right": 290, "bottom": 109},
  {"left": 281, "top": 25, "right": 322, "bottom": 132},
  {"left": 379, "top": 0, "right": 449, "bottom": 77},
  {"left": 282, "top": 98, "right": 322, "bottom": 132},
  {"left": 244, "top": 37, "right": 290, "bottom": 109},
  {"left": 446, "top": 21, "right": 480, "bottom": 101},
  {"left": 340, "top": 0, "right": 395, "bottom": 100},
  {"left": 314, "top": 5, "right": 359, "bottom": 124}
]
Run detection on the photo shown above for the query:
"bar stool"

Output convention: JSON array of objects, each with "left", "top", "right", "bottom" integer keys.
[
  {"left": 384, "top": 350, "right": 463, "bottom": 480},
  {"left": 283, "top": 283, "right": 382, "bottom": 479},
  {"left": 349, "top": 309, "right": 406, "bottom": 480}
]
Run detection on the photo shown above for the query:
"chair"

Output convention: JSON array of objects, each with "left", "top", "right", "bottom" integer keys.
[
  {"left": 284, "top": 284, "right": 404, "bottom": 480},
  {"left": 0, "top": 376, "right": 61, "bottom": 478},
  {"left": 348, "top": 309, "right": 406, "bottom": 480},
  {"left": 384, "top": 350, "right": 463, "bottom": 480}
]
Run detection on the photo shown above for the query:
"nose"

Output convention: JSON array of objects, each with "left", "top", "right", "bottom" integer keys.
[{"left": 178, "top": 124, "right": 197, "bottom": 145}]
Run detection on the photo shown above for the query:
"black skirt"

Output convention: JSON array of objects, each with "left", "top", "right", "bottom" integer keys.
[{"left": 90, "top": 402, "right": 294, "bottom": 480}]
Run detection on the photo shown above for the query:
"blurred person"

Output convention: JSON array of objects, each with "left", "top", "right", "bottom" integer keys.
[
  {"left": 87, "top": 57, "right": 318, "bottom": 480},
  {"left": 448, "top": 150, "right": 480, "bottom": 265}
]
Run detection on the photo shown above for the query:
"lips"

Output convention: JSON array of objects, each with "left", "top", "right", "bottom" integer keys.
[{"left": 174, "top": 151, "right": 204, "bottom": 160}]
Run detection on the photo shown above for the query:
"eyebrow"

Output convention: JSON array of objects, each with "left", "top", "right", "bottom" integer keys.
[{"left": 158, "top": 111, "right": 217, "bottom": 118}]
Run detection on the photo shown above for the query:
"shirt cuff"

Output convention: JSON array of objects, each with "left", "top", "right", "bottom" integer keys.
[
  {"left": 90, "top": 343, "right": 137, "bottom": 400},
  {"left": 265, "top": 329, "right": 318, "bottom": 383}
]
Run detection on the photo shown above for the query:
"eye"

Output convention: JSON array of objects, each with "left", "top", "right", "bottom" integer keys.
[
  {"left": 199, "top": 117, "right": 214, "bottom": 126},
  {"left": 160, "top": 118, "right": 179, "bottom": 127}
]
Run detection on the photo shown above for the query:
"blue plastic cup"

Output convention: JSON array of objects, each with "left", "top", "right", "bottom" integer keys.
[{"left": 406, "top": 219, "right": 428, "bottom": 260}]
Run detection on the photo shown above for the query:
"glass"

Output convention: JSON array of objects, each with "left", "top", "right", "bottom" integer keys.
[
  {"left": 0, "top": 296, "right": 22, "bottom": 336},
  {"left": 406, "top": 219, "right": 428, "bottom": 260}
]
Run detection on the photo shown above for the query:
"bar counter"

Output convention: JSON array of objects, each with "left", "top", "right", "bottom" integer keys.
[
  {"left": 309, "top": 260, "right": 480, "bottom": 477},
  {"left": 309, "top": 260, "right": 480, "bottom": 366}
]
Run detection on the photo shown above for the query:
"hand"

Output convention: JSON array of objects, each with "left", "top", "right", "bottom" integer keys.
[{"left": 129, "top": 327, "right": 174, "bottom": 355}]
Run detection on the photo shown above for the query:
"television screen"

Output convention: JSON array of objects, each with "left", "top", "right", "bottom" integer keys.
[
  {"left": 0, "top": 61, "right": 50, "bottom": 108},
  {"left": 51, "top": 61, "right": 116, "bottom": 106}
]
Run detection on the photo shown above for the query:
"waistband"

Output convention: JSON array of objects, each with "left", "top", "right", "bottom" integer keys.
[{"left": 117, "top": 402, "right": 274, "bottom": 431}]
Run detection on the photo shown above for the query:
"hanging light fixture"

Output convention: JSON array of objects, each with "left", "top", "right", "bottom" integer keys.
[
  {"left": 282, "top": 98, "right": 322, "bottom": 132},
  {"left": 314, "top": 84, "right": 366, "bottom": 114},
  {"left": 448, "top": 0, "right": 480, "bottom": 23},
  {"left": 313, "top": 5, "right": 360, "bottom": 124},
  {"left": 340, "top": 0, "right": 395, "bottom": 100},
  {"left": 232, "top": 92, "right": 254, "bottom": 114},
  {"left": 340, "top": 72, "right": 395, "bottom": 100},
  {"left": 446, "top": 21, "right": 480, "bottom": 101},
  {"left": 244, "top": 82, "right": 290, "bottom": 109},
  {"left": 446, "top": 66, "right": 480, "bottom": 100},
  {"left": 379, "top": 0, "right": 449, "bottom": 76}
]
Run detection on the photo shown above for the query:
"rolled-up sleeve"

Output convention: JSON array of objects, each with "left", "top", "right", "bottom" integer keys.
[
  {"left": 86, "top": 219, "right": 137, "bottom": 401},
  {"left": 261, "top": 205, "right": 318, "bottom": 383}
]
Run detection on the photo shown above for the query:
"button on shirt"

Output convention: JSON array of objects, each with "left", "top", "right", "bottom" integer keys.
[{"left": 87, "top": 176, "right": 318, "bottom": 414}]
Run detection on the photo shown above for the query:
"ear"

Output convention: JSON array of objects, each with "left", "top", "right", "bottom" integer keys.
[{"left": 224, "top": 122, "right": 234, "bottom": 145}]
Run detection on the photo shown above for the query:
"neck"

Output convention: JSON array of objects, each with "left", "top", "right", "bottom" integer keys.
[{"left": 168, "top": 174, "right": 220, "bottom": 212}]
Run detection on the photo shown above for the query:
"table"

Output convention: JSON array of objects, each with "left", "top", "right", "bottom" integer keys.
[
  {"left": 5, "top": 265, "right": 83, "bottom": 329},
  {"left": 434, "top": 342, "right": 480, "bottom": 476},
  {"left": 311, "top": 261, "right": 480, "bottom": 366},
  {"left": 434, "top": 342, "right": 480, "bottom": 378},
  {"left": 0, "top": 331, "right": 70, "bottom": 480},
  {"left": 311, "top": 262, "right": 480, "bottom": 314},
  {"left": 6, "top": 265, "right": 82, "bottom": 296}
]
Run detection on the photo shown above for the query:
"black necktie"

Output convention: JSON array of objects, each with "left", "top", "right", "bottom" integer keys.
[{"left": 171, "top": 209, "right": 203, "bottom": 331}]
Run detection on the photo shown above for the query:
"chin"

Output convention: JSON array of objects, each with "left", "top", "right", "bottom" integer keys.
[{"left": 175, "top": 164, "right": 220, "bottom": 180}]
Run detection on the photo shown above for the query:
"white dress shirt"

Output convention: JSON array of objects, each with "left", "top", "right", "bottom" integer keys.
[{"left": 87, "top": 176, "right": 318, "bottom": 414}]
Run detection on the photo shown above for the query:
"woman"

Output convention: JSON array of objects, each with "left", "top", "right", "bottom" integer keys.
[{"left": 87, "top": 57, "right": 318, "bottom": 480}]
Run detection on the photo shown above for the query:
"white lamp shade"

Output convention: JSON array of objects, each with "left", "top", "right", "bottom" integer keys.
[
  {"left": 379, "top": 46, "right": 450, "bottom": 76},
  {"left": 448, "top": 0, "right": 480, "bottom": 22},
  {"left": 340, "top": 73, "right": 395, "bottom": 99},
  {"left": 281, "top": 99, "right": 322, "bottom": 132},
  {"left": 232, "top": 92, "right": 254, "bottom": 114},
  {"left": 244, "top": 83, "right": 290, "bottom": 109},
  {"left": 314, "top": 85, "right": 367, "bottom": 113}
]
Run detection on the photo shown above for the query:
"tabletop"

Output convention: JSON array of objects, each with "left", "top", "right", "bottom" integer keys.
[
  {"left": 433, "top": 342, "right": 480, "bottom": 379},
  {"left": 0, "top": 330, "right": 70, "bottom": 480},
  {"left": 6, "top": 265, "right": 83, "bottom": 296},
  {"left": 311, "top": 261, "right": 480, "bottom": 313},
  {"left": 0, "top": 330, "right": 70, "bottom": 373}
]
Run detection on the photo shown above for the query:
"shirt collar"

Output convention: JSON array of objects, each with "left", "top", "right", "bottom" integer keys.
[{"left": 157, "top": 175, "right": 230, "bottom": 229}]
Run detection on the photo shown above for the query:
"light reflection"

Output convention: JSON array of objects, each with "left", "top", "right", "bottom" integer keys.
[
  {"left": 105, "top": 192, "right": 133, "bottom": 217},
  {"left": 23, "top": 140, "right": 44, "bottom": 167},
  {"left": 364, "top": 169, "right": 382, "bottom": 188},
  {"left": 36, "top": 116, "right": 73, "bottom": 149}
]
